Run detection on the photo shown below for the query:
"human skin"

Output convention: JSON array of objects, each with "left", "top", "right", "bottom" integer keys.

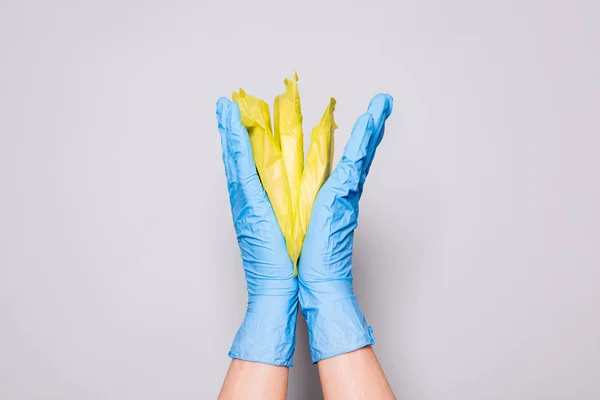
[
  {"left": 318, "top": 346, "right": 396, "bottom": 400},
  {"left": 218, "top": 360, "right": 289, "bottom": 400},
  {"left": 218, "top": 346, "right": 395, "bottom": 400}
]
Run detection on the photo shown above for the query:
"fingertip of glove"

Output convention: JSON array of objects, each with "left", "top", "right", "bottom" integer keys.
[
  {"left": 216, "top": 98, "right": 232, "bottom": 131},
  {"left": 367, "top": 94, "right": 394, "bottom": 121},
  {"left": 371, "top": 93, "right": 393, "bottom": 107},
  {"left": 216, "top": 97, "right": 231, "bottom": 115}
]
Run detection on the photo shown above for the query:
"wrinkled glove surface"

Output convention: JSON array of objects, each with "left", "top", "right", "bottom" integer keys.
[
  {"left": 298, "top": 94, "right": 394, "bottom": 363},
  {"left": 216, "top": 98, "right": 298, "bottom": 367}
]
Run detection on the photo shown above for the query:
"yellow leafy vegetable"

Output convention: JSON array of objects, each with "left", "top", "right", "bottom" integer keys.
[{"left": 234, "top": 74, "right": 336, "bottom": 276}]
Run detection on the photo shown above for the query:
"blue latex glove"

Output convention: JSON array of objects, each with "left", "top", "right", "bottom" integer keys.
[
  {"left": 298, "top": 94, "right": 394, "bottom": 363},
  {"left": 216, "top": 98, "right": 298, "bottom": 367}
]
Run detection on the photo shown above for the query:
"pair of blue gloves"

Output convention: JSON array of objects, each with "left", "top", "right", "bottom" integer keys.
[{"left": 216, "top": 94, "right": 393, "bottom": 366}]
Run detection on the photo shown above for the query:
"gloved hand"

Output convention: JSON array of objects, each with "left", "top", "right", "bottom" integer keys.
[
  {"left": 216, "top": 97, "right": 298, "bottom": 367},
  {"left": 298, "top": 94, "right": 394, "bottom": 363}
]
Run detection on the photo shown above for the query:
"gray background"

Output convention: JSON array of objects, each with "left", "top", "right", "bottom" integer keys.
[{"left": 1, "top": 0, "right": 599, "bottom": 399}]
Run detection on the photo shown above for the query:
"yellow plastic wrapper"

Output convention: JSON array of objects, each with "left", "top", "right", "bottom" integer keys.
[
  {"left": 273, "top": 74, "right": 304, "bottom": 263},
  {"left": 233, "top": 74, "right": 336, "bottom": 275},
  {"left": 294, "top": 97, "right": 337, "bottom": 265},
  {"left": 232, "top": 89, "right": 293, "bottom": 245}
]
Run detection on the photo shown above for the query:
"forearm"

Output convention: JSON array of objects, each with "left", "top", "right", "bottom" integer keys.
[
  {"left": 218, "top": 359, "right": 289, "bottom": 400},
  {"left": 318, "top": 346, "right": 395, "bottom": 400}
]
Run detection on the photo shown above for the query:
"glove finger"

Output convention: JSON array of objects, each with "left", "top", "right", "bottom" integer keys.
[
  {"left": 227, "top": 102, "right": 258, "bottom": 183},
  {"left": 362, "top": 93, "right": 394, "bottom": 182},
  {"left": 327, "top": 113, "right": 376, "bottom": 196},
  {"left": 216, "top": 97, "right": 235, "bottom": 184}
]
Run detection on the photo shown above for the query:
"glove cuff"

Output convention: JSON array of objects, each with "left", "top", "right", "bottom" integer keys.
[
  {"left": 229, "top": 303, "right": 298, "bottom": 367},
  {"left": 301, "top": 295, "right": 375, "bottom": 363}
]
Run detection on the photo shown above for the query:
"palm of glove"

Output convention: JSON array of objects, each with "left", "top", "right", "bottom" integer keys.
[{"left": 230, "top": 174, "right": 297, "bottom": 302}]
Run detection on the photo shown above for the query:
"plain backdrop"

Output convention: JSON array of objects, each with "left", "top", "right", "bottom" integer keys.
[{"left": 1, "top": 1, "right": 599, "bottom": 399}]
